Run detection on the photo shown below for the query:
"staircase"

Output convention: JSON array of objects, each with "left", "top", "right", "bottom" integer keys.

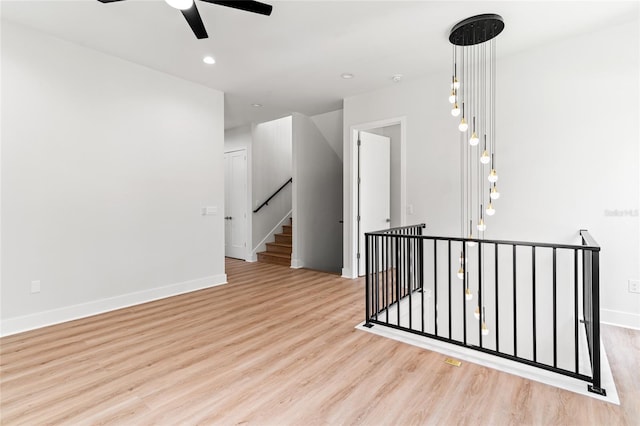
[{"left": 257, "top": 218, "right": 292, "bottom": 266}]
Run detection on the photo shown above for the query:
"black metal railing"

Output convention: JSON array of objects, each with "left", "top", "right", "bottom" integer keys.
[
  {"left": 364, "top": 225, "right": 606, "bottom": 395},
  {"left": 253, "top": 177, "right": 292, "bottom": 213}
]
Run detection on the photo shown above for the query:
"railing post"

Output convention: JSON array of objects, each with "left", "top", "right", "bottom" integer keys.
[
  {"left": 364, "top": 233, "right": 373, "bottom": 328},
  {"left": 588, "top": 249, "right": 606, "bottom": 395}
]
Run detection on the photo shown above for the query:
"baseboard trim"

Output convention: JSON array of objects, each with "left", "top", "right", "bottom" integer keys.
[
  {"left": 341, "top": 267, "right": 355, "bottom": 279},
  {"left": 290, "top": 258, "right": 304, "bottom": 269},
  {"left": 0, "top": 274, "right": 227, "bottom": 337},
  {"left": 601, "top": 308, "right": 640, "bottom": 330}
]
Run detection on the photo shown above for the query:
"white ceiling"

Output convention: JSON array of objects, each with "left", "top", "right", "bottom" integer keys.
[{"left": 2, "top": 0, "right": 638, "bottom": 129}]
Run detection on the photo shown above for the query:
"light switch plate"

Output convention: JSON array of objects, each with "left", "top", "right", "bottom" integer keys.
[{"left": 202, "top": 206, "right": 217, "bottom": 215}]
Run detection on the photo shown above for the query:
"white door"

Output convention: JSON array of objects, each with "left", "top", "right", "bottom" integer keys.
[
  {"left": 224, "top": 149, "right": 248, "bottom": 259},
  {"left": 358, "top": 131, "right": 391, "bottom": 276}
]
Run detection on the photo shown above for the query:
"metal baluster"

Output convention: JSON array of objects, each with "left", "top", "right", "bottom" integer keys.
[
  {"left": 365, "top": 234, "right": 371, "bottom": 327},
  {"left": 463, "top": 242, "right": 467, "bottom": 345},
  {"left": 532, "top": 246, "right": 537, "bottom": 363},
  {"left": 434, "top": 240, "right": 438, "bottom": 336},
  {"left": 479, "top": 241, "right": 483, "bottom": 348},
  {"left": 448, "top": 240, "right": 452, "bottom": 339},
  {"left": 574, "top": 248, "right": 579, "bottom": 374},
  {"left": 513, "top": 244, "right": 517, "bottom": 357},
  {"left": 553, "top": 247, "right": 557, "bottom": 368},
  {"left": 495, "top": 243, "right": 499, "bottom": 352}
]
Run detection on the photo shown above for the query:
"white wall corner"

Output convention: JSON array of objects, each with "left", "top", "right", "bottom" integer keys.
[
  {"left": 290, "top": 258, "right": 304, "bottom": 269},
  {"left": 601, "top": 308, "right": 640, "bottom": 330},
  {"left": 341, "top": 267, "right": 355, "bottom": 279},
  {"left": 0, "top": 274, "right": 227, "bottom": 337}
]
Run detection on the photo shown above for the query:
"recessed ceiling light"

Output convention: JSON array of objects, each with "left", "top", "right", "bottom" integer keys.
[
  {"left": 203, "top": 56, "right": 216, "bottom": 65},
  {"left": 341, "top": 73, "right": 354, "bottom": 79},
  {"left": 251, "top": 103, "right": 263, "bottom": 107},
  {"left": 392, "top": 74, "right": 404, "bottom": 82}
]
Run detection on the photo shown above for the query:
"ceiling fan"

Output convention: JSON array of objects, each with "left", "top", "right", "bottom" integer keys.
[{"left": 97, "top": 0, "right": 273, "bottom": 40}]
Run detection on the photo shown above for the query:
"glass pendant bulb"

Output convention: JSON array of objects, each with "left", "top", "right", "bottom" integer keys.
[
  {"left": 449, "top": 90, "right": 456, "bottom": 104},
  {"left": 465, "top": 288, "right": 473, "bottom": 301},
  {"left": 480, "top": 150, "right": 490, "bottom": 164},
  {"left": 469, "top": 132, "right": 479, "bottom": 146},
  {"left": 488, "top": 169, "right": 498, "bottom": 183},
  {"left": 457, "top": 267, "right": 464, "bottom": 280},
  {"left": 474, "top": 306, "right": 480, "bottom": 320},
  {"left": 451, "top": 103, "right": 460, "bottom": 117},
  {"left": 482, "top": 322, "right": 489, "bottom": 336},
  {"left": 458, "top": 117, "right": 468, "bottom": 132},
  {"left": 490, "top": 185, "right": 500, "bottom": 200},
  {"left": 165, "top": 0, "right": 193, "bottom": 9},
  {"left": 459, "top": 252, "right": 466, "bottom": 264},
  {"left": 477, "top": 218, "right": 486, "bottom": 232},
  {"left": 467, "top": 236, "right": 476, "bottom": 247},
  {"left": 486, "top": 202, "right": 495, "bottom": 216},
  {"left": 452, "top": 78, "right": 460, "bottom": 89}
]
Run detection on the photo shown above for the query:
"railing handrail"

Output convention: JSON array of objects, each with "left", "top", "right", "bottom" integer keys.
[
  {"left": 366, "top": 226, "right": 600, "bottom": 251},
  {"left": 253, "top": 177, "right": 292, "bottom": 214},
  {"left": 371, "top": 223, "right": 427, "bottom": 234}
]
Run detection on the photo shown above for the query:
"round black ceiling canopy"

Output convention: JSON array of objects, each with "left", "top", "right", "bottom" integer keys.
[{"left": 449, "top": 14, "right": 504, "bottom": 46}]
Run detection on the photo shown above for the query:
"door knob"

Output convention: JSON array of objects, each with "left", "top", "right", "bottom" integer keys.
[{"left": 386, "top": 218, "right": 391, "bottom": 223}]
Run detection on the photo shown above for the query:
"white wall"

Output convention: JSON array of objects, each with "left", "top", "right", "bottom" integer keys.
[
  {"left": 311, "top": 109, "right": 344, "bottom": 162},
  {"left": 1, "top": 22, "right": 226, "bottom": 336},
  {"left": 292, "top": 113, "right": 343, "bottom": 273},
  {"left": 251, "top": 116, "right": 292, "bottom": 254},
  {"left": 343, "top": 20, "right": 639, "bottom": 328},
  {"left": 225, "top": 125, "right": 252, "bottom": 152}
]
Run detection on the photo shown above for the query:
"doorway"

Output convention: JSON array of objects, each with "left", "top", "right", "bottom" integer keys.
[
  {"left": 224, "top": 149, "right": 248, "bottom": 259},
  {"left": 348, "top": 117, "right": 406, "bottom": 278},
  {"left": 357, "top": 131, "right": 391, "bottom": 275}
]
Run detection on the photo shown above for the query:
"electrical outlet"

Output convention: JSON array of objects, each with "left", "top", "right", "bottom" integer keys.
[
  {"left": 629, "top": 279, "right": 640, "bottom": 294},
  {"left": 31, "top": 280, "right": 41, "bottom": 294}
]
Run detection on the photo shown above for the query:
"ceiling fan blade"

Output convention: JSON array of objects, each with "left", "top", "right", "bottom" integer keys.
[
  {"left": 203, "top": 1, "right": 273, "bottom": 16},
  {"left": 96, "top": 0, "right": 127, "bottom": 3},
  {"left": 181, "top": 2, "right": 208, "bottom": 39}
]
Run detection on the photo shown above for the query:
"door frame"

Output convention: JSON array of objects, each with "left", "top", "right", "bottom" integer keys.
[
  {"left": 224, "top": 147, "right": 251, "bottom": 261},
  {"left": 347, "top": 117, "right": 406, "bottom": 279}
]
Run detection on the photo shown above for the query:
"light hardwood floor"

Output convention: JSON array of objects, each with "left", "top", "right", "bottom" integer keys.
[{"left": 1, "top": 258, "right": 638, "bottom": 425}]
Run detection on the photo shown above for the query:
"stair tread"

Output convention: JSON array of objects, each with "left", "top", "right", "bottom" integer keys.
[{"left": 267, "top": 242, "right": 292, "bottom": 247}]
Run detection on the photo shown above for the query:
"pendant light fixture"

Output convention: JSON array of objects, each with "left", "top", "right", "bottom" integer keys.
[
  {"left": 449, "top": 13, "right": 504, "bottom": 339},
  {"left": 450, "top": 14, "right": 504, "bottom": 236}
]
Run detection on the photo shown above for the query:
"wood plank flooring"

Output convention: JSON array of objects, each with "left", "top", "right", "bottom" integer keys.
[{"left": 1, "top": 258, "right": 638, "bottom": 425}]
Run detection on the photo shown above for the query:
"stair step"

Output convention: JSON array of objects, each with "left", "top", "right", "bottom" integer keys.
[
  {"left": 275, "top": 233, "right": 292, "bottom": 244},
  {"left": 257, "top": 251, "right": 291, "bottom": 266},
  {"left": 282, "top": 224, "right": 292, "bottom": 235},
  {"left": 266, "top": 242, "right": 292, "bottom": 254}
]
